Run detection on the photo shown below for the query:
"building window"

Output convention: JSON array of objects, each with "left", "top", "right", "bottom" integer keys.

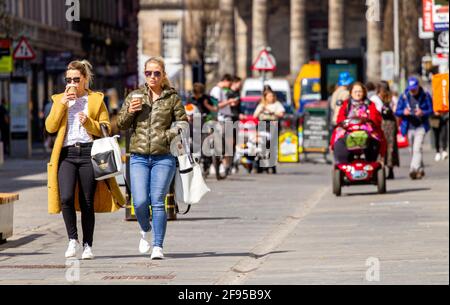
[{"left": 161, "top": 21, "right": 181, "bottom": 63}]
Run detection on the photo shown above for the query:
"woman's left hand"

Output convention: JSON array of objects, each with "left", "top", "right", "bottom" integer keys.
[{"left": 78, "top": 112, "right": 88, "bottom": 125}]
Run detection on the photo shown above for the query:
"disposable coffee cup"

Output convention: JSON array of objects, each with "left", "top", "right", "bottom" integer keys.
[
  {"left": 131, "top": 93, "right": 144, "bottom": 111},
  {"left": 66, "top": 84, "right": 78, "bottom": 107}
]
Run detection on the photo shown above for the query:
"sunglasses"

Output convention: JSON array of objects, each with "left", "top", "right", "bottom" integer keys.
[
  {"left": 65, "top": 77, "right": 81, "bottom": 84},
  {"left": 144, "top": 70, "right": 162, "bottom": 78}
]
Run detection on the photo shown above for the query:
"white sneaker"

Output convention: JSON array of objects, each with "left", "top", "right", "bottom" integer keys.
[
  {"left": 81, "top": 244, "right": 94, "bottom": 260},
  {"left": 442, "top": 151, "right": 448, "bottom": 160},
  {"left": 209, "top": 165, "right": 216, "bottom": 175},
  {"left": 219, "top": 164, "right": 226, "bottom": 175},
  {"left": 65, "top": 239, "right": 81, "bottom": 258},
  {"left": 139, "top": 231, "right": 151, "bottom": 254},
  {"left": 435, "top": 153, "right": 442, "bottom": 162},
  {"left": 151, "top": 246, "right": 164, "bottom": 260}
]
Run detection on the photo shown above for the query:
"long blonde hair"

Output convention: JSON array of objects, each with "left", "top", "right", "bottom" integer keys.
[
  {"left": 67, "top": 60, "right": 94, "bottom": 89},
  {"left": 144, "top": 56, "right": 171, "bottom": 89}
]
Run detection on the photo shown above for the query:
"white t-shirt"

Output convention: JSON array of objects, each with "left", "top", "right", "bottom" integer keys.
[
  {"left": 63, "top": 95, "right": 93, "bottom": 147},
  {"left": 254, "top": 101, "right": 285, "bottom": 120},
  {"left": 210, "top": 86, "right": 232, "bottom": 117}
]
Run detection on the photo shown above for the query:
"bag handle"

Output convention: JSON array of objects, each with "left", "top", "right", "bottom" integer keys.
[
  {"left": 100, "top": 123, "right": 110, "bottom": 138},
  {"left": 178, "top": 128, "right": 195, "bottom": 165}
]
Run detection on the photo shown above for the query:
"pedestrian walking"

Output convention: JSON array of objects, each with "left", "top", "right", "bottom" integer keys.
[
  {"left": 430, "top": 112, "right": 449, "bottom": 162},
  {"left": 117, "top": 56, "right": 188, "bottom": 260},
  {"left": 45, "top": 60, "right": 125, "bottom": 260},
  {"left": 372, "top": 81, "right": 399, "bottom": 179},
  {"left": 210, "top": 74, "right": 235, "bottom": 175},
  {"left": 191, "top": 82, "right": 217, "bottom": 121},
  {"left": 395, "top": 76, "right": 434, "bottom": 180}
]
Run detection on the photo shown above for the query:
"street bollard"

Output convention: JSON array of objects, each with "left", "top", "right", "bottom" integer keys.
[{"left": 166, "top": 193, "right": 177, "bottom": 221}]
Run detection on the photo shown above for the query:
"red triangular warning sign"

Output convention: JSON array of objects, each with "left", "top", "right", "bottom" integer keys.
[
  {"left": 13, "top": 37, "right": 36, "bottom": 60},
  {"left": 251, "top": 49, "right": 277, "bottom": 71}
]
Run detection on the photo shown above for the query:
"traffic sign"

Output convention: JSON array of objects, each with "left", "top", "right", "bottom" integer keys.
[
  {"left": 251, "top": 48, "right": 277, "bottom": 71},
  {"left": 13, "top": 37, "right": 36, "bottom": 60}
]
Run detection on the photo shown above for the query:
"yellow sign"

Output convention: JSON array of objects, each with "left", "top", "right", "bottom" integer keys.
[
  {"left": 0, "top": 39, "right": 13, "bottom": 73},
  {"left": 278, "top": 131, "right": 299, "bottom": 163}
]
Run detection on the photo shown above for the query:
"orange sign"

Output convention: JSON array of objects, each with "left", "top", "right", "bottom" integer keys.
[{"left": 432, "top": 73, "right": 449, "bottom": 113}]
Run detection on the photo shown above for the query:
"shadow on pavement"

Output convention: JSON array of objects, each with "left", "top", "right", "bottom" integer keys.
[
  {"left": 175, "top": 217, "right": 241, "bottom": 222},
  {"left": 0, "top": 234, "right": 46, "bottom": 250},
  {"left": 95, "top": 250, "right": 290, "bottom": 260},
  {"left": 344, "top": 187, "right": 432, "bottom": 197},
  {"left": 0, "top": 252, "right": 51, "bottom": 257}
]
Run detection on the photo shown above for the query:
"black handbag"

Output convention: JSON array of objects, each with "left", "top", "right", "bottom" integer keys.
[{"left": 91, "top": 150, "right": 118, "bottom": 179}]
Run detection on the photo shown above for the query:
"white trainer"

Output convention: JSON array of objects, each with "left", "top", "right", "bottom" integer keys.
[
  {"left": 139, "top": 231, "right": 152, "bottom": 254},
  {"left": 442, "top": 151, "right": 448, "bottom": 160},
  {"left": 65, "top": 239, "right": 81, "bottom": 258},
  {"left": 150, "top": 247, "right": 164, "bottom": 260},
  {"left": 81, "top": 244, "right": 95, "bottom": 260},
  {"left": 435, "top": 153, "right": 442, "bottom": 162}
]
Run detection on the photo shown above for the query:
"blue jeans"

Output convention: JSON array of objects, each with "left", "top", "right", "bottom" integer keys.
[{"left": 130, "top": 154, "right": 176, "bottom": 248}]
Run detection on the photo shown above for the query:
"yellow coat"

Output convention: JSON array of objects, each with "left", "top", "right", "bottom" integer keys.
[{"left": 45, "top": 90, "right": 125, "bottom": 214}]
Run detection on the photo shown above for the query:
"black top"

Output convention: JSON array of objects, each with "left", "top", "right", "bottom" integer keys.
[
  {"left": 190, "top": 94, "right": 213, "bottom": 115},
  {"left": 226, "top": 90, "right": 241, "bottom": 120}
]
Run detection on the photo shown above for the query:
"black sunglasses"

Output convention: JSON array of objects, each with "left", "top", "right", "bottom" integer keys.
[
  {"left": 144, "top": 70, "right": 162, "bottom": 78},
  {"left": 65, "top": 77, "right": 81, "bottom": 84}
]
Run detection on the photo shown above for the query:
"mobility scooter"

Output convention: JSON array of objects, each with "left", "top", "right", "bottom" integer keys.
[{"left": 332, "top": 118, "right": 386, "bottom": 196}]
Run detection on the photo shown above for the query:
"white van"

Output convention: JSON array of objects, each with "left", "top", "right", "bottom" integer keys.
[{"left": 241, "top": 78, "right": 293, "bottom": 107}]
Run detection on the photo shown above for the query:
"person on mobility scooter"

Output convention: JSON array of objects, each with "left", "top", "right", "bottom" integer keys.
[{"left": 330, "top": 82, "right": 387, "bottom": 196}]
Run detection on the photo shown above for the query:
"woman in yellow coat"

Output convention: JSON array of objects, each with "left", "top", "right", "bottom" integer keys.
[{"left": 46, "top": 60, "right": 125, "bottom": 260}]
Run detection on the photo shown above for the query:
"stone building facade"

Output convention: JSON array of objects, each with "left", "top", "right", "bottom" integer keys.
[{"left": 139, "top": 0, "right": 385, "bottom": 91}]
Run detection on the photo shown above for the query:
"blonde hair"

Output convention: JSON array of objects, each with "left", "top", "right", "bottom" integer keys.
[
  {"left": 261, "top": 89, "right": 276, "bottom": 106},
  {"left": 67, "top": 60, "right": 94, "bottom": 89},
  {"left": 144, "top": 56, "right": 171, "bottom": 89}
]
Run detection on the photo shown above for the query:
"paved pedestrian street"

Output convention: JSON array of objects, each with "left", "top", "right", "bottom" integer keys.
[{"left": 0, "top": 147, "right": 448, "bottom": 285}]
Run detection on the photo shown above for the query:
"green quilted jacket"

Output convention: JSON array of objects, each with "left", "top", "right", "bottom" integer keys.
[{"left": 117, "top": 85, "right": 187, "bottom": 155}]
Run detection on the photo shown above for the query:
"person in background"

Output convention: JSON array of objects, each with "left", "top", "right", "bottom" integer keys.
[
  {"left": 0, "top": 98, "right": 10, "bottom": 155},
  {"left": 253, "top": 88, "right": 285, "bottom": 174},
  {"left": 366, "top": 82, "right": 377, "bottom": 100},
  {"left": 330, "top": 72, "right": 353, "bottom": 128},
  {"left": 375, "top": 81, "right": 399, "bottom": 179},
  {"left": 210, "top": 74, "right": 234, "bottom": 122},
  {"left": 210, "top": 74, "right": 235, "bottom": 174},
  {"left": 191, "top": 83, "right": 217, "bottom": 121},
  {"left": 254, "top": 88, "right": 286, "bottom": 122},
  {"left": 395, "top": 76, "right": 434, "bottom": 180},
  {"left": 430, "top": 111, "right": 449, "bottom": 162},
  {"left": 227, "top": 76, "right": 242, "bottom": 122}
]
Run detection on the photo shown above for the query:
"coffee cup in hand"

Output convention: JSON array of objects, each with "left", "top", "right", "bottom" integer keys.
[
  {"left": 131, "top": 93, "right": 144, "bottom": 111},
  {"left": 66, "top": 84, "right": 78, "bottom": 107}
]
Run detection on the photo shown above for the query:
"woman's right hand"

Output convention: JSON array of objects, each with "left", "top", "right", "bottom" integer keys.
[
  {"left": 61, "top": 89, "right": 77, "bottom": 106},
  {"left": 128, "top": 99, "right": 142, "bottom": 114}
]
